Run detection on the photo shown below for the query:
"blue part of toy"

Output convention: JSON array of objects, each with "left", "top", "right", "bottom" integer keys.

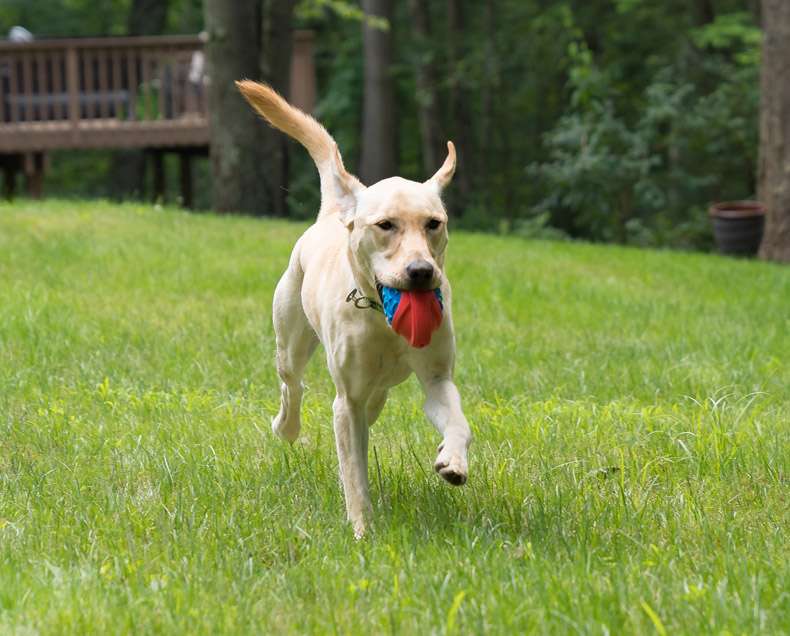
[
  {"left": 379, "top": 286, "right": 402, "bottom": 324},
  {"left": 378, "top": 285, "right": 443, "bottom": 325}
]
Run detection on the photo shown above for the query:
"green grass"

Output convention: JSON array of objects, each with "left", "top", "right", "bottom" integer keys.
[{"left": 0, "top": 199, "right": 787, "bottom": 634}]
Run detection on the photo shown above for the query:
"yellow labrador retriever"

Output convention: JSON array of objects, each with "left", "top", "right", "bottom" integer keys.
[{"left": 237, "top": 81, "right": 472, "bottom": 536}]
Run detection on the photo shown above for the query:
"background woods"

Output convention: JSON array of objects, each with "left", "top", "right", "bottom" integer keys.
[
  {"left": 1, "top": 0, "right": 786, "bottom": 259},
  {"left": 204, "top": 0, "right": 294, "bottom": 216},
  {"left": 758, "top": 0, "right": 790, "bottom": 261}
]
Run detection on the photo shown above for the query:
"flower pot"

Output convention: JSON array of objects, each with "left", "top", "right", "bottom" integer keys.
[{"left": 709, "top": 201, "right": 765, "bottom": 257}]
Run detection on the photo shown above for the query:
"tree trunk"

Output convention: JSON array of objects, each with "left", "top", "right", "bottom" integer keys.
[
  {"left": 758, "top": 0, "right": 790, "bottom": 262},
  {"left": 360, "top": 0, "right": 397, "bottom": 185},
  {"left": 408, "top": 0, "right": 443, "bottom": 177},
  {"left": 259, "top": 0, "right": 295, "bottom": 216},
  {"left": 445, "top": 0, "right": 473, "bottom": 215},
  {"left": 204, "top": 0, "right": 292, "bottom": 215},
  {"left": 127, "top": 0, "right": 168, "bottom": 36},
  {"left": 695, "top": 0, "right": 716, "bottom": 26}
]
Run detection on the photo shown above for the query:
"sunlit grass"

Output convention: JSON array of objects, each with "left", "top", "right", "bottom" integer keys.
[{"left": 1, "top": 199, "right": 787, "bottom": 634}]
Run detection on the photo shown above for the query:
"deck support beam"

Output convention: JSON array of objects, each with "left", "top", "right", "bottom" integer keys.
[
  {"left": 179, "top": 152, "right": 193, "bottom": 209},
  {"left": 24, "top": 152, "right": 46, "bottom": 198},
  {"left": 151, "top": 150, "right": 165, "bottom": 203}
]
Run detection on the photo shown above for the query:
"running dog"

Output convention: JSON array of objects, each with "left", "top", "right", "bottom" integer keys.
[{"left": 237, "top": 81, "right": 472, "bottom": 537}]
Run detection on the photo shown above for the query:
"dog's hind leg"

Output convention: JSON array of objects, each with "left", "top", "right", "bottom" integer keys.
[{"left": 271, "top": 267, "right": 318, "bottom": 443}]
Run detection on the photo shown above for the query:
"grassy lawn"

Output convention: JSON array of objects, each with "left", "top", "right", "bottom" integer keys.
[{"left": 0, "top": 199, "right": 787, "bottom": 634}]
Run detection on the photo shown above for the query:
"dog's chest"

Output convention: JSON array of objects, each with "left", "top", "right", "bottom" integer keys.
[
  {"left": 368, "top": 351, "right": 413, "bottom": 389},
  {"left": 336, "top": 341, "right": 413, "bottom": 394}
]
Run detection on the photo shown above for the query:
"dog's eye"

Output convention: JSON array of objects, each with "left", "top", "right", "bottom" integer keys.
[
  {"left": 426, "top": 219, "right": 442, "bottom": 230},
  {"left": 376, "top": 220, "right": 395, "bottom": 231}
]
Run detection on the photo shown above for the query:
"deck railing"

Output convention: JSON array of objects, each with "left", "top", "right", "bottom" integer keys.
[
  {"left": 0, "top": 32, "right": 316, "bottom": 202},
  {"left": 0, "top": 35, "right": 210, "bottom": 152}
]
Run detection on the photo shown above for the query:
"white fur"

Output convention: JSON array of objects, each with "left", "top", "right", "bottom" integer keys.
[{"left": 238, "top": 81, "right": 472, "bottom": 537}]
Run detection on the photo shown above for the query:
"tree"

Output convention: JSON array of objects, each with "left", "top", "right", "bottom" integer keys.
[
  {"left": 127, "top": 0, "right": 168, "bottom": 36},
  {"left": 758, "top": 0, "right": 790, "bottom": 262},
  {"left": 359, "top": 0, "right": 396, "bottom": 185},
  {"left": 204, "top": 0, "right": 294, "bottom": 215},
  {"left": 444, "top": 0, "right": 473, "bottom": 215},
  {"left": 260, "top": 0, "right": 295, "bottom": 217},
  {"left": 408, "top": 0, "right": 443, "bottom": 177}
]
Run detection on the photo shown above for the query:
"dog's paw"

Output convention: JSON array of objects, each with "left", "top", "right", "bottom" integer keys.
[
  {"left": 271, "top": 410, "right": 300, "bottom": 443},
  {"left": 352, "top": 519, "right": 367, "bottom": 540},
  {"left": 434, "top": 443, "right": 468, "bottom": 486}
]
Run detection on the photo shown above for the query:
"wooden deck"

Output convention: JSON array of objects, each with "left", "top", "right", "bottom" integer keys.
[
  {"left": 0, "top": 118, "right": 210, "bottom": 151},
  {"left": 0, "top": 33, "right": 315, "bottom": 204}
]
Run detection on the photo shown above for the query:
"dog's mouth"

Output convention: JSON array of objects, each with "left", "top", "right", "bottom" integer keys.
[{"left": 376, "top": 278, "right": 441, "bottom": 295}]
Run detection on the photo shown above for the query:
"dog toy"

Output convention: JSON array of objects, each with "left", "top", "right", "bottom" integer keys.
[{"left": 379, "top": 286, "right": 443, "bottom": 348}]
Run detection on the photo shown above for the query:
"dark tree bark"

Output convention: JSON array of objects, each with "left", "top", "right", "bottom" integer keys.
[
  {"left": 749, "top": 0, "right": 761, "bottom": 23},
  {"left": 360, "top": 0, "right": 397, "bottom": 185},
  {"left": 259, "top": 0, "right": 295, "bottom": 216},
  {"left": 758, "top": 0, "right": 790, "bottom": 262},
  {"left": 127, "top": 0, "right": 169, "bottom": 36},
  {"left": 204, "top": 0, "right": 294, "bottom": 215},
  {"left": 445, "top": 0, "right": 473, "bottom": 215},
  {"left": 408, "top": 0, "right": 443, "bottom": 177},
  {"left": 694, "top": 0, "right": 716, "bottom": 26}
]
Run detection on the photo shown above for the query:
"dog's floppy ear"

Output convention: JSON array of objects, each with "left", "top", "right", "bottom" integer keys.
[
  {"left": 331, "top": 143, "right": 365, "bottom": 228},
  {"left": 425, "top": 141, "right": 456, "bottom": 192}
]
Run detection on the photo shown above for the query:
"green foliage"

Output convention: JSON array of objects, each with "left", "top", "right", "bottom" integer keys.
[
  {"left": 0, "top": 1, "right": 765, "bottom": 251},
  {"left": 692, "top": 12, "right": 762, "bottom": 66},
  {"left": 0, "top": 0, "right": 130, "bottom": 37},
  {"left": 532, "top": 8, "right": 760, "bottom": 248},
  {"left": 509, "top": 212, "right": 570, "bottom": 241},
  {"left": 0, "top": 0, "right": 203, "bottom": 37},
  {"left": 297, "top": 0, "right": 388, "bottom": 30},
  {"left": 0, "top": 201, "right": 788, "bottom": 633}
]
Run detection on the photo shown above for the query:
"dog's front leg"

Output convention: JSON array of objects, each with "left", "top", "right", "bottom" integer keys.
[
  {"left": 420, "top": 377, "right": 472, "bottom": 485},
  {"left": 332, "top": 394, "right": 371, "bottom": 537}
]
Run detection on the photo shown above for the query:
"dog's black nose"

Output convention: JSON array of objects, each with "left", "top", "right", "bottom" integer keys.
[{"left": 406, "top": 260, "right": 434, "bottom": 287}]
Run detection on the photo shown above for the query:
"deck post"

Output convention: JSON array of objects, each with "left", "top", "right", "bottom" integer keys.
[
  {"left": 65, "top": 45, "right": 80, "bottom": 142},
  {"left": 290, "top": 31, "right": 316, "bottom": 113},
  {"left": 179, "top": 152, "right": 193, "bottom": 208},
  {"left": 24, "top": 152, "right": 45, "bottom": 198},
  {"left": 151, "top": 150, "right": 165, "bottom": 202}
]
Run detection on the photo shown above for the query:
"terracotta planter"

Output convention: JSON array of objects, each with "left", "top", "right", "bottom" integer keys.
[{"left": 709, "top": 201, "right": 765, "bottom": 256}]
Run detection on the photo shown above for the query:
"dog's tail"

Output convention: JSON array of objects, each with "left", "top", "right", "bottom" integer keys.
[{"left": 236, "top": 80, "right": 360, "bottom": 217}]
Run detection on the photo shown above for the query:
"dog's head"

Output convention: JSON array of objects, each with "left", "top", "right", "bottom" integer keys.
[
  {"left": 337, "top": 143, "right": 456, "bottom": 292},
  {"left": 233, "top": 80, "right": 455, "bottom": 292}
]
